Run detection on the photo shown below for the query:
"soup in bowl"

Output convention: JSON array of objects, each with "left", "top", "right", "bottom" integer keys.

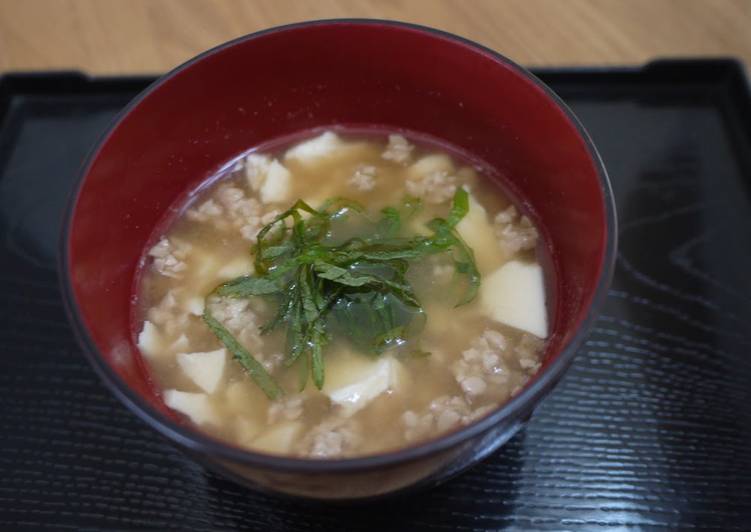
[{"left": 61, "top": 20, "right": 615, "bottom": 499}]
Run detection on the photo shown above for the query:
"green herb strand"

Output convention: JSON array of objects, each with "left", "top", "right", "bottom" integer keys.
[
  {"left": 203, "top": 187, "right": 480, "bottom": 396},
  {"left": 202, "top": 309, "right": 283, "bottom": 400}
]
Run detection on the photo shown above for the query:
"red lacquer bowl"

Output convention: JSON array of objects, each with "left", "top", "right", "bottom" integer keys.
[{"left": 61, "top": 20, "right": 616, "bottom": 500}]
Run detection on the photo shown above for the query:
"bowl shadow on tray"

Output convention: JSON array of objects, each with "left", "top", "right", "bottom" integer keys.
[{"left": 202, "top": 432, "right": 527, "bottom": 525}]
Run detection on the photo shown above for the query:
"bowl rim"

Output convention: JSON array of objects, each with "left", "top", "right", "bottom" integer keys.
[{"left": 59, "top": 18, "right": 617, "bottom": 474}]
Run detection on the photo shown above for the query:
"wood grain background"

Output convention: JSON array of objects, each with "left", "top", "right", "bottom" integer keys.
[{"left": 0, "top": 0, "right": 749, "bottom": 74}]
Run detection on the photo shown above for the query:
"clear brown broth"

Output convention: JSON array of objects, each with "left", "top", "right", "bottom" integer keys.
[{"left": 136, "top": 130, "right": 545, "bottom": 458}]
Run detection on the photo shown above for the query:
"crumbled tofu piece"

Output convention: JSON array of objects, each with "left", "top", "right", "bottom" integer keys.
[
  {"left": 401, "top": 410, "right": 431, "bottom": 441},
  {"left": 402, "top": 395, "right": 473, "bottom": 442},
  {"left": 455, "top": 192, "right": 505, "bottom": 274},
  {"left": 404, "top": 172, "right": 452, "bottom": 204},
  {"left": 348, "top": 164, "right": 377, "bottom": 191},
  {"left": 284, "top": 131, "right": 344, "bottom": 165},
  {"left": 382, "top": 134, "right": 414, "bottom": 164},
  {"left": 494, "top": 205, "right": 539, "bottom": 259},
  {"left": 515, "top": 333, "right": 544, "bottom": 375},
  {"left": 208, "top": 296, "right": 257, "bottom": 333},
  {"left": 177, "top": 348, "right": 226, "bottom": 394},
  {"left": 148, "top": 238, "right": 173, "bottom": 259},
  {"left": 146, "top": 290, "right": 189, "bottom": 337},
  {"left": 137, "top": 321, "right": 162, "bottom": 359},
  {"left": 244, "top": 151, "right": 294, "bottom": 205},
  {"left": 436, "top": 407, "right": 463, "bottom": 432},
  {"left": 452, "top": 329, "right": 511, "bottom": 401},
  {"left": 207, "top": 295, "right": 264, "bottom": 353},
  {"left": 259, "top": 160, "right": 292, "bottom": 204},
  {"left": 299, "top": 416, "right": 362, "bottom": 458},
  {"left": 407, "top": 153, "right": 454, "bottom": 178},
  {"left": 217, "top": 185, "right": 262, "bottom": 221},
  {"left": 323, "top": 352, "right": 405, "bottom": 415},
  {"left": 405, "top": 154, "right": 457, "bottom": 204},
  {"left": 460, "top": 376, "right": 488, "bottom": 397},
  {"left": 252, "top": 421, "right": 303, "bottom": 454},
  {"left": 481, "top": 260, "right": 548, "bottom": 338},
  {"left": 240, "top": 209, "right": 280, "bottom": 242},
  {"left": 148, "top": 237, "right": 190, "bottom": 278},
  {"left": 495, "top": 204, "right": 517, "bottom": 224},
  {"left": 453, "top": 328, "right": 543, "bottom": 406},
  {"left": 430, "top": 395, "right": 471, "bottom": 418},
  {"left": 186, "top": 199, "right": 223, "bottom": 223},
  {"left": 204, "top": 184, "right": 279, "bottom": 241},
  {"left": 163, "top": 389, "right": 217, "bottom": 426},
  {"left": 245, "top": 153, "right": 272, "bottom": 191}
]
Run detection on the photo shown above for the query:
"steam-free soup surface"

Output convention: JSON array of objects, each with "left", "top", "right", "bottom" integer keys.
[{"left": 137, "top": 131, "right": 548, "bottom": 458}]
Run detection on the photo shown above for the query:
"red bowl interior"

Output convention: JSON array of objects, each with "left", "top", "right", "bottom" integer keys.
[{"left": 65, "top": 21, "right": 612, "bottom": 441}]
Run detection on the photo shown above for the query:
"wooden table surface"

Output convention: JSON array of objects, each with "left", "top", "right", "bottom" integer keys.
[{"left": 0, "top": 0, "right": 749, "bottom": 75}]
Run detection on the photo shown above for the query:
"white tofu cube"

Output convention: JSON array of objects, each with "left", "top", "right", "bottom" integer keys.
[
  {"left": 455, "top": 192, "right": 505, "bottom": 274},
  {"left": 163, "top": 389, "right": 217, "bottom": 426},
  {"left": 259, "top": 160, "right": 292, "bottom": 204},
  {"left": 407, "top": 153, "right": 454, "bottom": 179},
  {"left": 245, "top": 153, "right": 271, "bottom": 191},
  {"left": 323, "top": 353, "right": 404, "bottom": 415},
  {"left": 284, "top": 131, "right": 343, "bottom": 165},
  {"left": 137, "top": 321, "right": 162, "bottom": 359},
  {"left": 481, "top": 260, "right": 548, "bottom": 338},
  {"left": 177, "top": 348, "right": 226, "bottom": 394}
]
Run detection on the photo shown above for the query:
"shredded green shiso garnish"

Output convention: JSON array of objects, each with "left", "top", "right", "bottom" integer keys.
[{"left": 202, "top": 188, "right": 480, "bottom": 399}]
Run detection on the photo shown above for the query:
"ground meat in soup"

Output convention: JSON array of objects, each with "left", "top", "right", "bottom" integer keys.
[{"left": 136, "top": 130, "right": 548, "bottom": 458}]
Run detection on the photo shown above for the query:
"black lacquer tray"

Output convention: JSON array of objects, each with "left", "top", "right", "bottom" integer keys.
[{"left": 1, "top": 59, "right": 750, "bottom": 530}]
